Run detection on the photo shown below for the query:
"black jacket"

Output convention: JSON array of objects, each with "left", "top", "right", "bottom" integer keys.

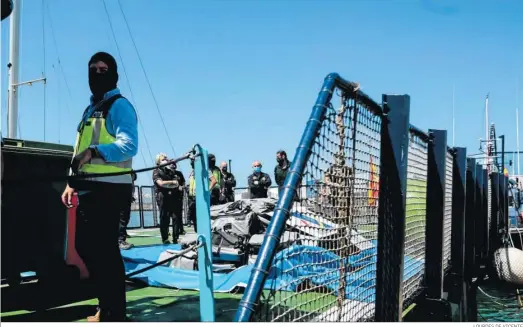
[
  {"left": 248, "top": 172, "right": 272, "bottom": 198},
  {"left": 153, "top": 167, "right": 185, "bottom": 199},
  {"left": 274, "top": 160, "right": 291, "bottom": 187}
]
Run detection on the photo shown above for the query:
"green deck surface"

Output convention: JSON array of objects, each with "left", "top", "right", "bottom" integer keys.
[
  {"left": 1, "top": 228, "right": 242, "bottom": 322},
  {"left": 2, "top": 204, "right": 520, "bottom": 322}
]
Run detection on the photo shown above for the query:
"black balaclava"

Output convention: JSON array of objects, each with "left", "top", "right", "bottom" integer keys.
[
  {"left": 208, "top": 154, "right": 216, "bottom": 168},
  {"left": 88, "top": 52, "right": 119, "bottom": 99}
]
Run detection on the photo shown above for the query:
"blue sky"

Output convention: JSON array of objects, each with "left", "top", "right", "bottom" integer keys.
[{"left": 1, "top": 0, "right": 522, "bottom": 187}]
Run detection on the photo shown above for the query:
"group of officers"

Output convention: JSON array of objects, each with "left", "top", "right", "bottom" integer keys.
[
  {"left": 150, "top": 150, "right": 292, "bottom": 245},
  {"left": 59, "top": 51, "right": 295, "bottom": 321}
]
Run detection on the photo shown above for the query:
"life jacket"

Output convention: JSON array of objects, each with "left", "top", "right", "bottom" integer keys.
[
  {"left": 73, "top": 94, "right": 132, "bottom": 185},
  {"left": 211, "top": 167, "right": 222, "bottom": 190},
  {"left": 189, "top": 171, "right": 196, "bottom": 197}
]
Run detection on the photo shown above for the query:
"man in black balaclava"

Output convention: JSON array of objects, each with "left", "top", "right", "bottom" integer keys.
[
  {"left": 61, "top": 51, "right": 138, "bottom": 322},
  {"left": 208, "top": 154, "right": 222, "bottom": 205},
  {"left": 88, "top": 51, "right": 119, "bottom": 102}
]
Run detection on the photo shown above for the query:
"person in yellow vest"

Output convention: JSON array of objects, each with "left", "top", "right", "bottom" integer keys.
[
  {"left": 60, "top": 52, "right": 138, "bottom": 322},
  {"left": 208, "top": 154, "right": 222, "bottom": 205},
  {"left": 187, "top": 157, "right": 217, "bottom": 232}
]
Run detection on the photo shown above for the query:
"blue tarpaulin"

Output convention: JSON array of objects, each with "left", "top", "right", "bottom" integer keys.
[{"left": 122, "top": 242, "right": 424, "bottom": 303}]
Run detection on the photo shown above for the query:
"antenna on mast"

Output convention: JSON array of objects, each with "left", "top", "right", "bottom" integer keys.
[
  {"left": 452, "top": 83, "right": 455, "bottom": 147},
  {"left": 485, "top": 93, "right": 489, "bottom": 144},
  {"left": 517, "top": 77, "right": 520, "bottom": 176}
]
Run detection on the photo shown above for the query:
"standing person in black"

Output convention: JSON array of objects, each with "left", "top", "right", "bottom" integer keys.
[
  {"left": 274, "top": 150, "right": 292, "bottom": 197},
  {"left": 248, "top": 161, "right": 272, "bottom": 199},
  {"left": 61, "top": 52, "right": 138, "bottom": 322},
  {"left": 170, "top": 162, "right": 186, "bottom": 239},
  {"left": 118, "top": 172, "right": 137, "bottom": 250},
  {"left": 219, "top": 161, "right": 236, "bottom": 203},
  {"left": 153, "top": 153, "right": 185, "bottom": 244}
]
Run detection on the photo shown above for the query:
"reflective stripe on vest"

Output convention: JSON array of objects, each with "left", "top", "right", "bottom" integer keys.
[
  {"left": 189, "top": 174, "right": 196, "bottom": 196},
  {"left": 74, "top": 95, "right": 133, "bottom": 184},
  {"left": 211, "top": 167, "right": 221, "bottom": 190}
]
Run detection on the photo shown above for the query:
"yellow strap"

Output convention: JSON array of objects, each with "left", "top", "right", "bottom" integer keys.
[{"left": 81, "top": 163, "right": 132, "bottom": 174}]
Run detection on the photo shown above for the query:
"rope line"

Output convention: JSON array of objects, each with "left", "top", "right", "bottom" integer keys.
[
  {"left": 100, "top": 0, "right": 154, "bottom": 168},
  {"left": 116, "top": 0, "right": 177, "bottom": 156},
  {"left": 2, "top": 150, "right": 198, "bottom": 184},
  {"left": 126, "top": 241, "right": 203, "bottom": 279},
  {"left": 44, "top": 1, "right": 73, "bottom": 105}
]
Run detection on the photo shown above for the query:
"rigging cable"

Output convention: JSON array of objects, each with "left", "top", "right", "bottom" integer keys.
[
  {"left": 41, "top": 0, "right": 47, "bottom": 141},
  {"left": 54, "top": 64, "right": 61, "bottom": 143},
  {"left": 116, "top": 0, "right": 177, "bottom": 156},
  {"left": 44, "top": 2, "right": 73, "bottom": 107},
  {"left": 100, "top": 0, "right": 154, "bottom": 168}
]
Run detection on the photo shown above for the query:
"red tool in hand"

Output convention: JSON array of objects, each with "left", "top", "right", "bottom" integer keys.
[{"left": 65, "top": 193, "right": 90, "bottom": 279}]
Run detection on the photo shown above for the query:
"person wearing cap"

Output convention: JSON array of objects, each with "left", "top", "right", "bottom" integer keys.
[
  {"left": 248, "top": 161, "right": 272, "bottom": 199},
  {"left": 60, "top": 52, "right": 138, "bottom": 322},
  {"left": 219, "top": 161, "right": 236, "bottom": 203},
  {"left": 153, "top": 153, "right": 185, "bottom": 244}
]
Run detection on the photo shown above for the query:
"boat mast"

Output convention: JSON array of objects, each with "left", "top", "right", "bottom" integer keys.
[
  {"left": 517, "top": 77, "right": 521, "bottom": 177},
  {"left": 7, "top": 0, "right": 46, "bottom": 139},
  {"left": 452, "top": 84, "right": 455, "bottom": 147},
  {"left": 7, "top": 0, "right": 21, "bottom": 139},
  {"left": 485, "top": 94, "right": 490, "bottom": 167}
]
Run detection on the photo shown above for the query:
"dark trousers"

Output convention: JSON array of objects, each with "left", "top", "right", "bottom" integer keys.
[
  {"left": 76, "top": 183, "right": 132, "bottom": 321},
  {"left": 219, "top": 191, "right": 235, "bottom": 204},
  {"left": 210, "top": 188, "right": 220, "bottom": 206},
  {"left": 157, "top": 192, "right": 182, "bottom": 242},
  {"left": 175, "top": 204, "right": 184, "bottom": 235},
  {"left": 118, "top": 205, "right": 132, "bottom": 242},
  {"left": 188, "top": 196, "right": 197, "bottom": 233}
]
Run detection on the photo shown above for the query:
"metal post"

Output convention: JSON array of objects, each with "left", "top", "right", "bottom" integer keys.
[
  {"left": 425, "top": 129, "right": 447, "bottom": 299},
  {"left": 498, "top": 175, "right": 506, "bottom": 237},
  {"left": 137, "top": 186, "right": 144, "bottom": 228},
  {"left": 489, "top": 173, "right": 500, "bottom": 256},
  {"left": 500, "top": 135, "right": 505, "bottom": 172},
  {"left": 474, "top": 165, "right": 484, "bottom": 271},
  {"left": 448, "top": 147, "right": 467, "bottom": 321},
  {"left": 464, "top": 158, "right": 477, "bottom": 321},
  {"left": 482, "top": 168, "right": 489, "bottom": 265},
  {"left": 517, "top": 108, "right": 520, "bottom": 176},
  {"left": 503, "top": 175, "right": 509, "bottom": 233},
  {"left": 7, "top": 0, "right": 21, "bottom": 138},
  {"left": 375, "top": 94, "right": 411, "bottom": 322},
  {"left": 194, "top": 144, "right": 215, "bottom": 322}
]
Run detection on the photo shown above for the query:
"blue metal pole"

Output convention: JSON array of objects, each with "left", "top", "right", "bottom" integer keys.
[
  {"left": 234, "top": 73, "right": 340, "bottom": 322},
  {"left": 194, "top": 144, "right": 215, "bottom": 322}
]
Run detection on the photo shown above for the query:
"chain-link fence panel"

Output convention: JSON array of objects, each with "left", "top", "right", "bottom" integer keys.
[
  {"left": 443, "top": 150, "right": 453, "bottom": 272},
  {"left": 402, "top": 131, "right": 428, "bottom": 303},
  {"left": 253, "top": 85, "right": 382, "bottom": 322}
]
